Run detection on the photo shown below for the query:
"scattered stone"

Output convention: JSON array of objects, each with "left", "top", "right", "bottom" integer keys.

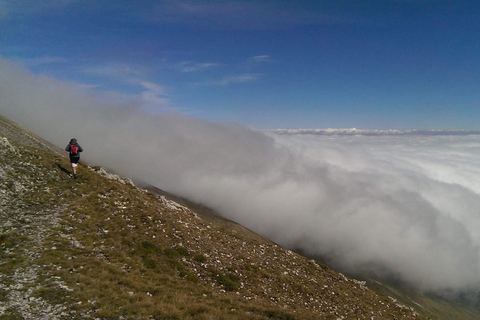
[
  {"left": 89, "top": 166, "right": 135, "bottom": 186},
  {"left": 0, "top": 137, "right": 19, "bottom": 153},
  {"left": 0, "top": 115, "right": 428, "bottom": 320}
]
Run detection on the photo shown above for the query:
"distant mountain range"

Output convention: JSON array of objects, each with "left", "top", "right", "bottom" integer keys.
[{"left": 270, "top": 128, "right": 480, "bottom": 136}]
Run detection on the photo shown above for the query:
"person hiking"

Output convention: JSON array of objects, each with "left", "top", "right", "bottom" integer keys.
[{"left": 65, "top": 138, "right": 83, "bottom": 178}]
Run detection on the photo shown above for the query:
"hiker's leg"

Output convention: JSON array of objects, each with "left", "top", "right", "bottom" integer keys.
[{"left": 72, "top": 162, "right": 78, "bottom": 174}]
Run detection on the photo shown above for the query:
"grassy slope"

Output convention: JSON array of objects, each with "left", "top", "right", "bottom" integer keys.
[
  {"left": 1, "top": 114, "right": 478, "bottom": 319},
  {"left": 364, "top": 280, "right": 480, "bottom": 320},
  {"left": 1, "top": 142, "right": 303, "bottom": 319}
]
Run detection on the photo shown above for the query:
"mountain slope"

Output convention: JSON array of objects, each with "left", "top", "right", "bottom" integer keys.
[{"left": 0, "top": 115, "right": 432, "bottom": 319}]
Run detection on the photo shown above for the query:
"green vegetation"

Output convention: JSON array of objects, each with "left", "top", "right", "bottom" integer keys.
[
  {"left": 4, "top": 114, "right": 474, "bottom": 319},
  {"left": 364, "top": 279, "right": 480, "bottom": 320},
  {"left": 215, "top": 273, "right": 240, "bottom": 291},
  {"left": 194, "top": 254, "right": 207, "bottom": 263},
  {"left": 0, "top": 313, "right": 24, "bottom": 320},
  {"left": 0, "top": 142, "right": 304, "bottom": 319}
]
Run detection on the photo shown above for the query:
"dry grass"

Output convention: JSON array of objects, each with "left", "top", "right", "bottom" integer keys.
[
  {"left": 4, "top": 115, "right": 468, "bottom": 319},
  {"left": 11, "top": 153, "right": 294, "bottom": 319}
]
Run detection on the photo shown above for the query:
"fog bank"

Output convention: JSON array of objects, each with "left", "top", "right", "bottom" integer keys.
[{"left": 2, "top": 57, "right": 480, "bottom": 294}]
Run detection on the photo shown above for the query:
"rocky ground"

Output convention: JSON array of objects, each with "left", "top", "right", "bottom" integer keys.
[
  {"left": 0, "top": 136, "right": 70, "bottom": 318},
  {"left": 0, "top": 115, "right": 428, "bottom": 319}
]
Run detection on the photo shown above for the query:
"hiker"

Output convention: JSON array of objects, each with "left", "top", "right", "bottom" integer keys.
[{"left": 65, "top": 138, "right": 83, "bottom": 178}]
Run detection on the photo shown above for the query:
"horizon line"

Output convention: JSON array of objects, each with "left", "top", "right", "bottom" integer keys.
[{"left": 267, "top": 128, "right": 480, "bottom": 136}]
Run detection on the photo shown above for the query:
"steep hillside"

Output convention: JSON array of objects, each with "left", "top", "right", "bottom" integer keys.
[{"left": 0, "top": 115, "right": 433, "bottom": 319}]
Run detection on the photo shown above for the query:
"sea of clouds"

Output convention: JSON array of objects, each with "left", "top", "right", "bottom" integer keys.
[{"left": 1, "top": 57, "right": 480, "bottom": 295}]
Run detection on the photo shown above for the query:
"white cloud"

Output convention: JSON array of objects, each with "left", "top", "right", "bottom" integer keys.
[
  {"left": 83, "top": 63, "right": 148, "bottom": 81},
  {"left": 195, "top": 73, "right": 264, "bottom": 86},
  {"left": 2, "top": 56, "right": 480, "bottom": 297},
  {"left": 251, "top": 55, "right": 272, "bottom": 63},
  {"left": 138, "top": 81, "right": 173, "bottom": 111},
  {"left": 21, "top": 56, "right": 68, "bottom": 66},
  {"left": 140, "top": 81, "right": 167, "bottom": 96},
  {"left": 179, "top": 61, "right": 221, "bottom": 73},
  {"left": 81, "top": 62, "right": 173, "bottom": 112}
]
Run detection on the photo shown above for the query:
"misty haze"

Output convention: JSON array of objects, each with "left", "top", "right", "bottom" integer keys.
[{"left": 2, "top": 58, "right": 480, "bottom": 298}]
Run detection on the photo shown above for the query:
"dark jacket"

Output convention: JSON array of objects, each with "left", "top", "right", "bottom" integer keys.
[{"left": 65, "top": 143, "right": 83, "bottom": 159}]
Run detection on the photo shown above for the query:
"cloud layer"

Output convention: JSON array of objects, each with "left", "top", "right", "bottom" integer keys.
[{"left": 2, "top": 57, "right": 480, "bottom": 294}]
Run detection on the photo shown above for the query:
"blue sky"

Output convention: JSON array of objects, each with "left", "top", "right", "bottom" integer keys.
[{"left": 1, "top": 0, "right": 479, "bottom": 129}]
